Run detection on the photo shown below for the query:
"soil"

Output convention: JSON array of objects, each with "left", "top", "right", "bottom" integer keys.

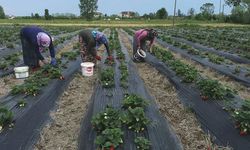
[
  {"left": 0, "top": 36, "right": 78, "bottom": 99},
  {"left": 158, "top": 44, "right": 250, "bottom": 100},
  {"left": 118, "top": 30, "right": 232, "bottom": 150},
  {"left": 34, "top": 73, "right": 97, "bottom": 150},
  {"left": 34, "top": 29, "right": 109, "bottom": 150},
  {"left": 0, "top": 74, "right": 24, "bottom": 98}
]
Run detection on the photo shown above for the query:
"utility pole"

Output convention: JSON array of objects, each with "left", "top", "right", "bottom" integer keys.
[
  {"left": 173, "top": 0, "right": 177, "bottom": 26},
  {"left": 219, "top": 0, "right": 222, "bottom": 14}
]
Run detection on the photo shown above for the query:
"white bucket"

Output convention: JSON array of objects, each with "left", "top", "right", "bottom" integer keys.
[
  {"left": 81, "top": 62, "right": 95, "bottom": 76},
  {"left": 14, "top": 66, "right": 29, "bottom": 79},
  {"left": 133, "top": 49, "right": 147, "bottom": 61}
]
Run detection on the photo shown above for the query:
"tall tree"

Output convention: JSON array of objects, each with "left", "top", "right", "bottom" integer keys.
[
  {"left": 200, "top": 3, "right": 215, "bottom": 15},
  {"left": 156, "top": 8, "right": 168, "bottom": 19},
  {"left": 34, "top": 13, "right": 40, "bottom": 19},
  {"left": 79, "top": 0, "right": 98, "bottom": 20},
  {"left": 0, "top": 5, "right": 5, "bottom": 19},
  {"left": 44, "top": 9, "right": 50, "bottom": 20},
  {"left": 226, "top": 0, "right": 250, "bottom": 11},
  {"left": 200, "top": 3, "right": 215, "bottom": 20},
  {"left": 177, "top": 9, "right": 184, "bottom": 17},
  {"left": 187, "top": 8, "right": 195, "bottom": 17}
]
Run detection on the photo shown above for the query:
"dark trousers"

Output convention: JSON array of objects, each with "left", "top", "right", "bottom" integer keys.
[{"left": 20, "top": 32, "right": 39, "bottom": 68}]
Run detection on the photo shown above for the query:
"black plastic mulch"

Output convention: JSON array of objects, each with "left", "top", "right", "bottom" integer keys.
[
  {"left": 171, "top": 36, "right": 250, "bottom": 64},
  {"left": 156, "top": 39, "right": 250, "bottom": 87},
  {"left": 0, "top": 58, "right": 81, "bottom": 150},
  {"left": 144, "top": 53, "right": 250, "bottom": 150},
  {"left": 122, "top": 30, "right": 250, "bottom": 150},
  {"left": 0, "top": 32, "right": 78, "bottom": 78},
  {"left": 78, "top": 35, "right": 183, "bottom": 150},
  {"left": 156, "top": 29, "right": 250, "bottom": 64}
]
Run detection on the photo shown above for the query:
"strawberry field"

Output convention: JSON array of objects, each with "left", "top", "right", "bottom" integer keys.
[{"left": 0, "top": 25, "right": 250, "bottom": 150}]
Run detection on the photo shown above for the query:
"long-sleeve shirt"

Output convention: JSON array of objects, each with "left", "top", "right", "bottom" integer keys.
[
  {"left": 94, "top": 31, "right": 110, "bottom": 56},
  {"left": 79, "top": 30, "right": 110, "bottom": 56},
  {"left": 135, "top": 29, "right": 155, "bottom": 48},
  {"left": 21, "top": 26, "right": 55, "bottom": 60}
]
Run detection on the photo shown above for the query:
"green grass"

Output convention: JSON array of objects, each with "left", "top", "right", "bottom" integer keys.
[{"left": 1, "top": 18, "right": 249, "bottom": 27}]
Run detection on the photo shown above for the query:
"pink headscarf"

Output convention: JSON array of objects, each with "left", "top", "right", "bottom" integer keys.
[{"left": 37, "top": 32, "right": 51, "bottom": 48}]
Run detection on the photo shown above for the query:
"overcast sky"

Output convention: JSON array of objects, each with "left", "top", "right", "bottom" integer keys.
[{"left": 0, "top": 0, "right": 232, "bottom": 16}]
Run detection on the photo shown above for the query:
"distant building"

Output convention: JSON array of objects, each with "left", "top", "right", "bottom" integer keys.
[
  {"left": 8, "top": 15, "right": 15, "bottom": 19},
  {"left": 120, "top": 11, "right": 136, "bottom": 18},
  {"left": 94, "top": 11, "right": 103, "bottom": 18}
]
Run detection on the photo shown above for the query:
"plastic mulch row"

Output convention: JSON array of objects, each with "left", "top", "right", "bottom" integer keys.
[
  {"left": 0, "top": 31, "right": 78, "bottom": 78},
  {"left": 156, "top": 39, "right": 250, "bottom": 87},
  {"left": 145, "top": 53, "right": 250, "bottom": 150},
  {"left": 156, "top": 30, "right": 250, "bottom": 64},
  {"left": 0, "top": 58, "right": 81, "bottom": 150},
  {"left": 78, "top": 35, "right": 183, "bottom": 150},
  {"left": 123, "top": 30, "right": 250, "bottom": 150}
]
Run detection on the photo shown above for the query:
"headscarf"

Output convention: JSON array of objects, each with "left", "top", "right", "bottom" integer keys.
[{"left": 37, "top": 32, "right": 51, "bottom": 48}]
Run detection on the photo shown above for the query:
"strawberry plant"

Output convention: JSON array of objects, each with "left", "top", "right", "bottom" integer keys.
[
  {"left": 0, "top": 107, "right": 13, "bottom": 128},
  {"left": 6, "top": 42, "right": 15, "bottom": 49},
  {"left": 122, "top": 107, "right": 150, "bottom": 133},
  {"left": 73, "top": 43, "right": 80, "bottom": 49},
  {"left": 100, "top": 68, "right": 115, "bottom": 88},
  {"left": 170, "top": 60, "right": 198, "bottom": 83},
  {"left": 187, "top": 47, "right": 201, "bottom": 55},
  {"left": 95, "top": 128, "right": 124, "bottom": 150},
  {"left": 17, "top": 100, "right": 27, "bottom": 108},
  {"left": 122, "top": 94, "right": 149, "bottom": 109},
  {"left": 0, "top": 62, "right": 8, "bottom": 70},
  {"left": 116, "top": 51, "right": 125, "bottom": 60},
  {"left": 91, "top": 106, "right": 122, "bottom": 132},
  {"left": 233, "top": 66, "right": 241, "bottom": 74},
  {"left": 104, "top": 58, "right": 115, "bottom": 66},
  {"left": 11, "top": 65, "right": 62, "bottom": 96},
  {"left": 206, "top": 53, "right": 225, "bottom": 64},
  {"left": 119, "top": 62, "right": 129, "bottom": 88},
  {"left": 61, "top": 51, "right": 78, "bottom": 60},
  {"left": 197, "top": 79, "right": 227, "bottom": 100},
  {"left": 134, "top": 137, "right": 151, "bottom": 150},
  {"left": 232, "top": 100, "right": 250, "bottom": 136},
  {"left": 151, "top": 46, "right": 174, "bottom": 62}
]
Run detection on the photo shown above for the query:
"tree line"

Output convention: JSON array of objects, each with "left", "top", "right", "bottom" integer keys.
[{"left": 0, "top": 0, "right": 249, "bottom": 24}]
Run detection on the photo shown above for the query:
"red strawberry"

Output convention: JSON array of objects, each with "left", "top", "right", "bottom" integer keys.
[
  {"left": 201, "top": 95, "right": 209, "bottom": 101},
  {"left": 110, "top": 145, "right": 115, "bottom": 150},
  {"left": 240, "top": 130, "right": 247, "bottom": 136}
]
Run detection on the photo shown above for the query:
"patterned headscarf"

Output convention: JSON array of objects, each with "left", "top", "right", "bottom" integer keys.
[{"left": 37, "top": 32, "right": 51, "bottom": 48}]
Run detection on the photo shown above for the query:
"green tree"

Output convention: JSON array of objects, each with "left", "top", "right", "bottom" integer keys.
[
  {"left": 156, "top": 8, "right": 168, "bottom": 19},
  {"left": 34, "top": 13, "right": 40, "bottom": 19},
  {"left": 200, "top": 3, "right": 215, "bottom": 20},
  {"left": 79, "top": 0, "right": 98, "bottom": 20},
  {"left": 44, "top": 9, "right": 50, "bottom": 20},
  {"left": 226, "top": 0, "right": 250, "bottom": 23},
  {"left": 187, "top": 8, "right": 195, "bottom": 17},
  {"left": 0, "top": 5, "right": 5, "bottom": 19},
  {"left": 177, "top": 9, "right": 184, "bottom": 17}
]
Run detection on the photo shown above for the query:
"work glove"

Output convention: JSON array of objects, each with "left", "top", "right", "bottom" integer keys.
[
  {"left": 50, "top": 58, "right": 57, "bottom": 66},
  {"left": 95, "top": 55, "right": 102, "bottom": 61},
  {"left": 107, "top": 56, "right": 113, "bottom": 61}
]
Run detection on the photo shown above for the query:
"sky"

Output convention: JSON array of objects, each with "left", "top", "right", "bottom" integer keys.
[{"left": 0, "top": 0, "right": 232, "bottom": 16}]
